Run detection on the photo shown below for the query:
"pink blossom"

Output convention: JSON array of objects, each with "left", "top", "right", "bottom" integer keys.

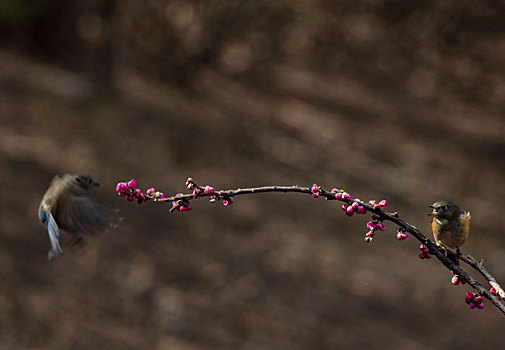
[
  {"left": 356, "top": 206, "right": 365, "bottom": 214},
  {"left": 154, "top": 191, "right": 165, "bottom": 200},
  {"left": 335, "top": 193, "right": 342, "bottom": 200},
  {"left": 346, "top": 206, "right": 354, "bottom": 216},
  {"left": 127, "top": 179, "right": 136, "bottom": 189},
  {"left": 491, "top": 287, "right": 497, "bottom": 295},
  {"left": 137, "top": 195, "right": 146, "bottom": 205},
  {"left": 133, "top": 189, "right": 142, "bottom": 198},
  {"left": 474, "top": 296, "right": 484, "bottom": 303},
  {"left": 146, "top": 187, "right": 155, "bottom": 197},
  {"left": 223, "top": 198, "right": 234, "bottom": 206},
  {"left": 379, "top": 200, "right": 387, "bottom": 207},
  {"left": 396, "top": 231, "right": 408, "bottom": 240},
  {"left": 342, "top": 192, "right": 351, "bottom": 201},
  {"left": 477, "top": 303, "right": 484, "bottom": 309},
  {"left": 330, "top": 188, "right": 338, "bottom": 194},
  {"left": 116, "top": 182, "right": 128, "bottom": 193},
  {"left": 312, "top": 192, "right": 319, "bottom": 198},
  {"left": 451, "top": 275, "right": 460, "bottom": 285},
  {"left": 126, "top": 195, "right": 135, "bottom": 201},
  {"left": 203, "top": 186, "right": 215, "bottom": 195},
  {"left": 179, "top": 205, "right": 193, "bottom": 211}
]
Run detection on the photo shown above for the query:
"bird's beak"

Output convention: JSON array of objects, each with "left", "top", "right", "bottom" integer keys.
[{"left": 427, "top": 205, "right": 436, "bottom": 216}]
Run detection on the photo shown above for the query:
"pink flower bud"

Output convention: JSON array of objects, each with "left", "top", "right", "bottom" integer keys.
[
  {"left": 368, "top": 200, "right": 376, "bottom": 206},
  {"left": 127, "top": 179, "right": 136, "bottom": 189},
  {"left": 116, "top": 182, "right": 128, "bottom": 193},
  {"left": 342, "top": 193, "right": 351, "bottom": 201},
  {"left": 203, "top": 186, "right": 215, "bottom": 195},
  {"left": 477, "top": 303, "right": 484, "bottom": 309},
  {"left": 312, "top": 192, "right": 319, "bottom": 198},
  {"left": 223, "top": 198, "right": 234, "bottom": 207},
  {"left": 365, "top": 236, "right": 372, "bottom": 243},
  {"left": 133, "top": 189, "right": 142, "bottom": 198},
  {"left": 330, "top": 188, "right": 338, "bottom": 194},
  {"left": 365, "top": 231, "right": 375, "bottom": 237},
  {"left": 396, "top": 232, "right": 408, "bottom": 240},
  {"left": 379, "top": 200, "right": 387, "bottom": 207},
  {"left": 341, "top": 204, "right": 348, "bottom": 211},
  {"left": 351, "top": 202, "right": 359, "bottom": 210},
  {"left": 491, "top": 287, "right": 497, "bottom": 295},
  {"left": 375, "top": 222, "right": 385, "bottom": 231},
  {"left": 468, "top": 303, "right": 476, "bottom": 309},
  {"left": 146, "top": 187, "right": 155, "bottom": 196},
  {"left": 356, "top": 206, "right": 365, "bottom": 214},
  {"left": 137, "top": 195, "right": 146, "bottom": 205},
  {"left": 419, "top": 253, "right": 426, "bottom": 259},
  {"left": 367, "top": 221, "right": 375, "bottom": 230},
  {"left": 126, "top": 195, "right": 135, "bottom": 201},
  {"left": 335, "top": 193, "right": 342, "bottom": 200},
  {"left": 179, "top": 205, "right": 193, "bottom": 211},
  {"left": 474, "top": 296, "right": 484, "bottom": 303},
  {"left": 346, "top": 206, "right": 354, "bottom": 216},
  {"left": 193, "top": 188, "right": 201, "bottom": 196},
  {"left": 465, "top": 291, "right": 473, "bottom": 299},
  {"left": 154, "top": 191, "right": 165, "bottom": 200},
  {"left": 451, "top": 275, "right": 460, "bottom": 285}
]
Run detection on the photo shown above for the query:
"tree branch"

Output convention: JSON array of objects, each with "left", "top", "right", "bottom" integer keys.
[{"left": 116, "top": 180, "right": 505, "bottom": 315}]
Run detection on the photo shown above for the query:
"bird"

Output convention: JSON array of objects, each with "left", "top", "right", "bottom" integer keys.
[
  {"left": 429, "top": 200, "right": 471, "bottom": 264},
  {"left": 38, "top": 174, "right": 116, "bottom": 260}
]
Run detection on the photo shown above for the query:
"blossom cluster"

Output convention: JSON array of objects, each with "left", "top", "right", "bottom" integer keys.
[
  {"left": 418, "top": 244, "right": 431, "bottom": 259},
  {"left": 186, "top": 177, "right": 233, "bottom": 206},
  {"left": 465, "top": 291, "right": 484, "bottom": 309},
  {"left": 171, "top": 193, "right": 192, "bottom": 212},
  {"left": 364, "top": 217, "right": 385, "bottom": 242},
  {"left": 116, "top": 179, "right": 147, "bottom": 205}
]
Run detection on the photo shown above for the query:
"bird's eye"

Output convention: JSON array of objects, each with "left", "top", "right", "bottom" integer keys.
[{"left": 440, "top": 205, "right": 447, "bottom": 210}]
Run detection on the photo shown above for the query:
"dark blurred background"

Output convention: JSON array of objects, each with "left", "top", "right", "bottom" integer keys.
[{"left": 1, "top": 0, "right": 505, "bottom": 349}]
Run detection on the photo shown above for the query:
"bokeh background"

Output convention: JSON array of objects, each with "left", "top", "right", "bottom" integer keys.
[{"left": 1, "top": 1, "right": 505, "bottom": 349}]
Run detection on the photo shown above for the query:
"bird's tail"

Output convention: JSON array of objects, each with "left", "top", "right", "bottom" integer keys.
[{"left": 46, "top": 212, "right": 63, "bottom": 260}]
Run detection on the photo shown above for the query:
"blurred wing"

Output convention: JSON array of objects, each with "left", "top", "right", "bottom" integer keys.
[
  {"left": 46, "top": 211, "right": 63, "bottom": 260},
  {"left": 55, "top": 185, "right": 112, "bottom": 235}
]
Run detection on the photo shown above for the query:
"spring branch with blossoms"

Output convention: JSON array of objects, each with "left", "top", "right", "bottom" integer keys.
[{"left": 116, "top": 178, "right": 505, "bottom": 315}]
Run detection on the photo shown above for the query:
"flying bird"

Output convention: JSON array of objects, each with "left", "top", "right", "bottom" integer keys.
[{"left": 38, "top": 174, "right": 116, "bottom": 260}]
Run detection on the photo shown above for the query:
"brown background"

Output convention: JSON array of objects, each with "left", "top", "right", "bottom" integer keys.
[{"left": 1, "top": 1, "right": 505, "bottom": 349}]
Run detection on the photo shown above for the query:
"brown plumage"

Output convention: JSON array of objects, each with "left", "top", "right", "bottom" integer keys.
[
  {"left": 429, "top": 200, "right": 471, "bottom": 264},
  {"left": 38, "top": 174, "right": 116, "bottom": 260}
]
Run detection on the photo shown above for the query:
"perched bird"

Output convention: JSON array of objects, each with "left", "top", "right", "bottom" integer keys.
[
  {"left": 429, "top": 200, "right": 471, "bottom": 264},
  {"left": 38, "top": 174, "right": 115, "bottom": 260}
]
